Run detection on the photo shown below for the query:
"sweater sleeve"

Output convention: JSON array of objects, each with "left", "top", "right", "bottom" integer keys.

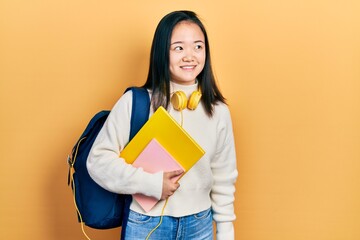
[
  {"left": 86, "top": 91, "right": 163, "bottom": 200},
  {"left": 211, "top": 106, "right": 238, "bottom": 240}
]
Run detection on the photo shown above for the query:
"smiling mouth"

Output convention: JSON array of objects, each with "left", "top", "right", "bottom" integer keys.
[{"left": 180, "top": 65, "right": 196, "bottom": 70}]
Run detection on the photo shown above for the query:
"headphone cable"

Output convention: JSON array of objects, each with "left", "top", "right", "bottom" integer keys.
[{"left": 145, "top": 198, "right": 169, "bottom": 240}]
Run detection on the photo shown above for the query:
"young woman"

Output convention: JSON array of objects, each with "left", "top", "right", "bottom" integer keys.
[{"left": 87, "top": 10, "right": 238, "bottom": 240}]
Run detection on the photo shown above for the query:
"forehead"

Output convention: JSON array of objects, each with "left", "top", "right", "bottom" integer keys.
[{"left": 171, "top": 21, "right": 205, "bottom": 42}]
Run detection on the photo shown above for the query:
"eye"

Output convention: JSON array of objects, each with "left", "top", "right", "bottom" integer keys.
[
  {"left": 174, "top": 46, "right": 183, "bottom": 51},
  {"left": 195, "top": 44, "right": 204, "bottom": 51}
]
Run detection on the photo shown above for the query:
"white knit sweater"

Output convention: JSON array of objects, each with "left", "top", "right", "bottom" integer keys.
[{"left": 87, "top": 82, "right": 238, "bottom": 239}]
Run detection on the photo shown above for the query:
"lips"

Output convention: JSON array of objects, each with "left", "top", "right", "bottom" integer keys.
[{"left": 180, "top": 65, "right": 196, "bottom": 70}]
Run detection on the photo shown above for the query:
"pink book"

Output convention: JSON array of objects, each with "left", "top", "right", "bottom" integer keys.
[{"left": 132, "top": 138, "right": 184, "bottom": 212}]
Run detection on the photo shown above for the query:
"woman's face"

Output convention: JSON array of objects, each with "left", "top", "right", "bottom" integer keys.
[{"left": 169, "top": 21, "right": 206, "bottom": 85}]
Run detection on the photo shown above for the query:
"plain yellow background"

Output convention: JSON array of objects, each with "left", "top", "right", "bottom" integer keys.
[{"left": 1, "top": 0, "right": 359, "bottom": 239}]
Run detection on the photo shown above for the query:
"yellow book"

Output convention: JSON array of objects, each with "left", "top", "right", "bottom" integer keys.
[{"left": 120, "top": 106, "right": 205, "bottom": 172}]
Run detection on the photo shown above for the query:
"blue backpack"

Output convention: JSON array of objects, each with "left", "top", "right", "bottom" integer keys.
[{"left": 67, "top": 87, "right": 150, "bottom": 238}]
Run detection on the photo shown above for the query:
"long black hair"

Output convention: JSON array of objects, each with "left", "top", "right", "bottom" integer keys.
[{"left": 142, "top": 10, "right": 226, "bottom": 116}]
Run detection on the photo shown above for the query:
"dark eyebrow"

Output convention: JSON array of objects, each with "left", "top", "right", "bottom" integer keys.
[
  {"left": 170, "top": 40, "right": 205, "bottom": 45},
  {"left": 170, "top": 41, "right": 183, "bottom": 45}
]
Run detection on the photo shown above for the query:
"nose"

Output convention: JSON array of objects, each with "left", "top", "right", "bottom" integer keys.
[
  {"left": 182, "top": 55, "right": 194, "bottom": 62},
  {"left": 182, "top": 49, "right": 194, "bottom": 62}
]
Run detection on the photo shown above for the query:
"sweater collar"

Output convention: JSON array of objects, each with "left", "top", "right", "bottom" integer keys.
[{"left": 170, "top": 81, "right": 199, "bottom": 96}]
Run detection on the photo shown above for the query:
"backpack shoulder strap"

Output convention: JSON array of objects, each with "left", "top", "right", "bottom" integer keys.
[
  {"left": 125, "top": 87, "right": 150, "bottom": 140},
  {"left": 121, "top": 87, "right": 150, "bottom": 239}
]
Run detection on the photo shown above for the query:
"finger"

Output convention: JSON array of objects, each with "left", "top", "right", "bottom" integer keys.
[
  {"left": 169, "top": 189, "right": 176, "bottom": 197},
  {"left": 168, "top": 169, "right": 184, "bottom": 178},
  {"left": 171, "top": 183, "right": 180, "bottom": 193}
]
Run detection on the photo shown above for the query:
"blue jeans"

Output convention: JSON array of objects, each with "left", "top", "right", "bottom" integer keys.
[{"left": 124, "top": 208, "right": 213, "bottom": 240}]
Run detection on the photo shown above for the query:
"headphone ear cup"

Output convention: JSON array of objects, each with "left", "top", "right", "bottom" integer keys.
[
  {"left": 171, "top": 91, "right": 188, "bottom": 111},
  {"left": 187, "top": 90, "right": 202, "bottom": 110}
]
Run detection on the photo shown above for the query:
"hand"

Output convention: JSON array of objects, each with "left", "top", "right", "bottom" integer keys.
[{"left": 161, "top": 170, "right": 183, "bottom": 200}]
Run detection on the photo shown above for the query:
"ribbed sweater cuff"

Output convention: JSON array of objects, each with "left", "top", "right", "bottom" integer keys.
[
  {"left": 137, "top": 171, "right": 163, "bottom": 200},
  {"left": 216, "top": 222, "right": 234, "bottom": 240}
]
